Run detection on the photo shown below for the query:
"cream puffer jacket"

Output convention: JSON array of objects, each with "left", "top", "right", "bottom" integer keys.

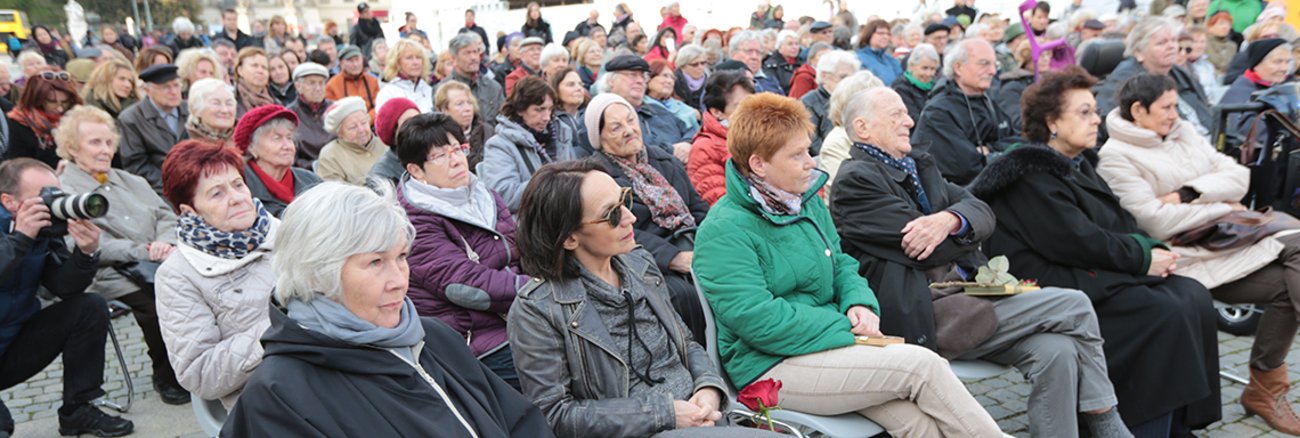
[
  {"left": 1097, "top": 109, "right": 1283, "bottom": 289},
  {"left": 155, "top": 219, "right": 279, "bottom": 409}
]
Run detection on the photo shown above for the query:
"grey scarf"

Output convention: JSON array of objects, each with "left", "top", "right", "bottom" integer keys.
[{"left": 287, "top": 295, "right": 426, "bottom": 359}]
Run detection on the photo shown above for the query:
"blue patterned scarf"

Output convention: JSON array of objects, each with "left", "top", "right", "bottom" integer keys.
[
  {"left": 177, "top": 198, "right": 273, "bottom": 260},
  {"left": 854, "top": 142, "right": 932, "bottom": 214}
]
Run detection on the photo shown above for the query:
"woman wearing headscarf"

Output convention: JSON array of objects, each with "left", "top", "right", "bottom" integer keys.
[{"left": 318, "top": 96, "right": 386, "bottom": 184}]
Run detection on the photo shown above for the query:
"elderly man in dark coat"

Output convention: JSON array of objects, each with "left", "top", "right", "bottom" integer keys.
[
  {"left": 286, "top": 63, "right": 334, "bottom": 169},
  {"left": 911, "top": 38, "right": 1019, "bottom": 185},
  {"left": 829, "top": 87, "right": 1128, "bottom": 438},
  {"left": 117, "top": 64, "right": 189, "bottom": 194}
]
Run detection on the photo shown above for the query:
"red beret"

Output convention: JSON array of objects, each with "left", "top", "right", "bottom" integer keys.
[
  {"left": 233, "top": 105, "right": 299, "bottom": 154},
  {"left": 375, "top": 97, "right": 420, "bottom": 147}
]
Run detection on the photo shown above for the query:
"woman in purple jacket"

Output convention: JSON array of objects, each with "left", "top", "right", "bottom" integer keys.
[{"left": 396, "top": 113, "right": 528, "bottom": 390}]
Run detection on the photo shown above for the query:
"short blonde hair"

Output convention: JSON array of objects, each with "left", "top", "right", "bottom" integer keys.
[
  {"left": 727, "top": 93, "right": 814, "bottom": 175},
  {"left": 434, "top": 80, "right": 477, "bottom": 113},
  {"left": 383, "top": 38, "right": 432, "bottom": 82},
  {"left": 54, "top": 105, "right": 120, "bottom": 162},
  {"left": 176, "top": 48, "right": 226, "bottom": 88}
]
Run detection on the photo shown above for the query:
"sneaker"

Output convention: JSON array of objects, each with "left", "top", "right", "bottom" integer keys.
[
  {"left": 153, "top": 375, "right": 190, "bottom": 405},
  {"left": 57, "top": 404, "right": 133, "bottom": 437}
]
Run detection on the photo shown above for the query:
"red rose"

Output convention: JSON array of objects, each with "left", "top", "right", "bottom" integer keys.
[{"left": 738, "top": 378, "right": 782, "bottom": 412}]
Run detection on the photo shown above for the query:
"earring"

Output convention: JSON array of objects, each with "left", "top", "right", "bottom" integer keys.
[{"left": 1050, "top": 131, "right": 1058, "bottom": 140}]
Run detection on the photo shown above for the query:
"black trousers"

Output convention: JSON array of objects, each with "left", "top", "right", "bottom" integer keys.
[
  {"left": 115, "top": 286, "right": 179, "bottom": 387},
  {"left": 0, "top": 293, "right": 109, "bottom": 415}
]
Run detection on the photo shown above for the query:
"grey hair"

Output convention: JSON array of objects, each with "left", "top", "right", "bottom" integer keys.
[
  {"left": 806, "top": 42, "right": 832, "bottom": 64},
  {"left": 964, "top": 23, "right": 988, "bottom": 39},
  {"left": 843, "top": 87, "right": 900, "bottom": 141},
  {"left": 249, "top": 118, "right": 297, "bottom": 156},
  {"left": 776, "top": 30, "right": 800, "bottom": 48},
  {"left": 674, "top": 44, "right": 708, "bottom": 68},
  {"left": 172, "top": 17, "right": 196, "bottom": 35},
  {"left": 729, "top": 30, "right": 762, "bottom": 55},
  {"left": 212, "top": 38, "right": 236, "bottom": 51},
  {"left": 908, "top": 43, "right": 940, "bottom": 67},
  {"left": 815, "top": 50, "right": 860, "bottom": 86},
  {"left": 316, "top": 35, "right": 335, "bottom": 47},
  {"left": 1125, "top": 17, "right": 1181, "bottom": 57},
  {"left": 830, "top": 70, "right": 884, "bottom": 127},
  {"left": 274, "top": 181, "right": 415, "bottom": 303},
  {"left": 540, "top": 43, "right": 569, "bottom": 67},
  {"left": 185, "top": 78, "right": 233, "bottom": 126},
  {"left": 448, "top": 32, "right": 481, "bottom": 55},
  {"left": 942, "top": 38, "right": 990, "bottom": 79},
  {"left": 15, "top": 50, "right": 43, "bottom": 67}
]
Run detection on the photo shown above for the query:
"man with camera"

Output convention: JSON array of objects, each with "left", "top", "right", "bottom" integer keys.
[{"left": 0, "top": 158, "right": 134, "bottom": 437}]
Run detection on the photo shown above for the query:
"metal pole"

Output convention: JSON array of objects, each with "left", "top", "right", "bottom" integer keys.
[
  {"left": 130, "top": 0, "right": 142, "bottom": 36},
  {"left": 142, "top": 0, "right": 154, "bottom": 33}
]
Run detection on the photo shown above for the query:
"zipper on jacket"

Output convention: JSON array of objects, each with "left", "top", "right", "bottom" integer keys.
[{"left": 387, "top": 348, "right": 480, "bottom": 438}]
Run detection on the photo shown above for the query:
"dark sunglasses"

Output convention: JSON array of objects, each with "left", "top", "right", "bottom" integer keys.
[
  {"left": 40, "top": 71, "right": 71, "bottom": 81},
  {"left": 582, "top": 187, "right": 633, "bottom": 227}
]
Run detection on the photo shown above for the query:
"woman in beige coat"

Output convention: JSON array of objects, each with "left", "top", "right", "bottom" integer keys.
[
  {"left": 1098, "top": 73, "right": 1300, "bottom": 435},
  {"left": 54, "top": 105, "right": 189, "bottom": 405},
  {"left": 156, "top": 140, "right": 278, "bottom": 409}
]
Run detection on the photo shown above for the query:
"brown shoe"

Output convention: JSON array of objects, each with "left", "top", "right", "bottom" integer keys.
[{"left": 1243, "top": 365, "right": 1300, "bottom": 435}]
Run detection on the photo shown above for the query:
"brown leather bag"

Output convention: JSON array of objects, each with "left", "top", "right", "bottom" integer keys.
[{"left": 1168, "top": 208, "right": 1300, "bottom": 251}]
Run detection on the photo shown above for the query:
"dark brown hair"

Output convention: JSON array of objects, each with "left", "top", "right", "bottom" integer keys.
[
  {"left": 1117, "top": 73, "right": 1177, "bottom": 122},
  {"left": 133, "top": 46, "right": 174, "bottom": 74},
  {"left": 517, "top": 159, "right": 606, "bottom": 281},
  {"left": 1020, "top": 65, "right": 1098, "bottom": 143},
  {"left": 857, "top": 19, "right": 891, "bottom": 49},
  {"left": 548, "top": 66, "right": 591, "bottom": 109},
  {"left": 502, "top": 75, "right": 556, "bottom": 118}
]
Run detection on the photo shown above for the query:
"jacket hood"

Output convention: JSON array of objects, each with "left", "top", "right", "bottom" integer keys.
[
  {"left": 999, "top": 68, "right": 1035, "bottom": 81},
  {"left": 259, "top": 303, "right": 433, "bottom": 376},
  {"left": 968, "top": 144, "right": 1097, "bottom": 199},
  {"left": 1104, "top": 108, "right": 1199, "bottom": 149},
  {"left": 720, "top": 159, "right": 828, "bottom": 223}
]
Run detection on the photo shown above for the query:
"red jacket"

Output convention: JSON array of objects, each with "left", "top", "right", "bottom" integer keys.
[
  {"left": 504, "top": 65, "right": 535, "bottom": 98},
  {"left": 658, "top": 15, "right": 688, "bottom": 37},
  {"left": 687, "top": 112, "right": 730, "bottom": 205},
  {"left": 787, "top": 64, "right": 817, "bottom": 99}
]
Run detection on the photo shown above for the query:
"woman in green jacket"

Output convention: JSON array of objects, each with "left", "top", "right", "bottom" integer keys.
[{"left": 693, "top": 93, "right": 1003, "bottom": 437}]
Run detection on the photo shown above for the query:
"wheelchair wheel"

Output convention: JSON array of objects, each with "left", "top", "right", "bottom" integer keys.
[{"left": 1217, "top": 303, "right": 1261, "bottom": 336}]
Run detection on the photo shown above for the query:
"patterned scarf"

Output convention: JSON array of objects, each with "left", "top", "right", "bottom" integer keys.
[
  {"left": 855, "top": 142, "right": 931, "bottom": 214},
  {"left": 185, "top": 117, "right": 234, "bottom": 145},
  {"left": 604, "top": 150, "right": 696, "bottom": 231},
  {"left": 746, "top": 174, "right": 804, "bottom": 216},
  {"left": 237, "top": 80, "right": 277, "bottom": 110},
  {"left": 7, "top": 107, "right": 59, "bottom": 150},
  {"left": 177, "top": 198, "right": 273, "bottom": 260}
]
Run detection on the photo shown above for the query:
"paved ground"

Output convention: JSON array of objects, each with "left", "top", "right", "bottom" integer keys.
[{"left": 4, "top": 314, "right": 1299, "bottom": 437}]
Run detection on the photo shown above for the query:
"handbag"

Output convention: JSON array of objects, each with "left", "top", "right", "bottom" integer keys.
[
  {"left": 113, "top": 260, "right": 161, "bottom": 288},
  {"left": 1168, "top": 208, "right": 1300, "bottom": 251}
]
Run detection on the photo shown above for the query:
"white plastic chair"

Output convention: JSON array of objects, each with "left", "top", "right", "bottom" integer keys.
[{"left": 191, "top": 395, "right": 227, "bottom": 438}]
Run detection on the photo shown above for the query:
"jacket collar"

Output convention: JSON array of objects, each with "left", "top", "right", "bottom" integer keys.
[
  {"left": 968, "top": 144, "right": 1102, "bottom": 198},
  {"left": 178, "top": 218, "right": 279, "bottom": 276},
  {"left": 1104, "top": 108, "right": 1198, "bottom": 148},
  {"left": 721, "top": 159, "right": 828, "bottom": 224}
]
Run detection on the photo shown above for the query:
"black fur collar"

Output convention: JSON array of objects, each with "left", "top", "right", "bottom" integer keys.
[{"left": 967, "top": 145, "right": 1098, "bottom": 198}]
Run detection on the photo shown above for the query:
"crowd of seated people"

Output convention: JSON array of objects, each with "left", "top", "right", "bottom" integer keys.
[{"left": 0, "top": 1, "right": 1296, "bottom": 437}]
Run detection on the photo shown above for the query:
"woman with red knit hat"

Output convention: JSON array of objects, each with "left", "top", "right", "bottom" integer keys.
[
  {"left": 368, "top": 97, "right": 421, "bottom": 184},
  {"left": 234, "top": 105, "right": 323, "bottom": 217}
]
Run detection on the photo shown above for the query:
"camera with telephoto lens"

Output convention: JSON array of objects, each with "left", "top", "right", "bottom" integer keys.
[{"left": 37, "top": 186, "right": 109, "bottom": 238}]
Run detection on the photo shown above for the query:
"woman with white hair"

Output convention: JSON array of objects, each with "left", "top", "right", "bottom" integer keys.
[
  {"left": 816, "top": 70, "right": 885, "bottom": 190},
  {"left": 801, "top": 50, "right": 859, "bottom": 156},
  {"left": 319, "top": 96, "right": 386, "bottom": 184},
  {"left": 185, "top": 78, "right": 238, "bottom": 148},
  {"left": 1094, "top": 17, "right": 1214, "bottom": 137},
  {"left": 538, "top": 43, "right": 569, "bottom": 80},
  {"left": 891, "top": 43, "right": 939, "bottom": 124},
  {"left": 219, "top": 181, "right": 552, "bottom": 437},
  {"left": 168, "top": 17, "right": 205, "bottom": 56},
  {"left": 375, "top": 38, "right": 434, "bottom": 114},
  {"left": 762, "top": 29, "right": 802, "bottom": 93}
]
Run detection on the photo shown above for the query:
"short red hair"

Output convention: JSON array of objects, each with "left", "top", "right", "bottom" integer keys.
[
  {"left": 727, "top": 93, "right": 814, "bottom": 175},
  {"left": 161, "top": 140, "right": 245, "bottom": 212}
]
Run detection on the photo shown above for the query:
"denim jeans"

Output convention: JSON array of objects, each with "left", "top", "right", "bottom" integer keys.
[{"left": 480, "top": 344, "right": 520, "bottom": 391}]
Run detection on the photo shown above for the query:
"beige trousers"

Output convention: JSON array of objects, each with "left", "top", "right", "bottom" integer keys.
[{"left": 759, "top": 343, "right": 1001, "bottom": 437}]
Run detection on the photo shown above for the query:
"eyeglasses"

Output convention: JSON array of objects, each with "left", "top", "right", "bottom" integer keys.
[
  {"left": 426, "top": 143, "right": 470, "bottom": 166},
  {"left": 39, "top": 71, "right": 71, "bottom": 81},
  {"left": 581, "top": 187, "right": 633, "bottom": 227}
]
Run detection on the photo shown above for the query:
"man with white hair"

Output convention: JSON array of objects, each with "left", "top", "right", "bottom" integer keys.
[
  {"left": 911, "top": 38, "right": 1018, "bottom": 185},
  {"left": 729, "top": 30, "right": 783, "bottom": 94},
  {"left": 440, "top": 33, "right": 504, "bottom": 127},
  {"left": 830, "top": 86, "right": 1132, "bottom": 438}
]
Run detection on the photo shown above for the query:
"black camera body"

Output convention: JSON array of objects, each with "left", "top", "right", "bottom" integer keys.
[{"left": 37, "top": 186, "right": 109, "bottom": 238}]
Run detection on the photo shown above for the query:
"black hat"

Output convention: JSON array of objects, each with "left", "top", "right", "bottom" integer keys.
[
  {"left": 357, "top": 2, "right": 370, "bottom": 12},
  {"left": 138, "top": 64, "right": 180, "bottom": 84},
  {"left": 1083, "top": 19, "right": 1106, "bottom": 30},
  {"left": 810, "top": 21, "right": 832, "bottom": 32},
  {"left": 714, "top": 60, "right": 748, "bottom": 72},
  {"left": 605, "top": 55, "right": 650, "bottom": 73},
  {"left": 1247, "top": 38, "right": 1288, "bottom": 70},
  {"left": 924, "top": 23, "right": 949, "bottom": 36}
]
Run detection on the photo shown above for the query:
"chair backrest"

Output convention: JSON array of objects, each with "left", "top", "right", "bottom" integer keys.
[
  {"left": 191, "top": 395, "right": 228, "bottom": 438},
  {"left": 691, "top": 268, "right": 740, "bottom": 395},
  {"left": 1078, "top": 39, "right": 1126, "bottom": 80}
]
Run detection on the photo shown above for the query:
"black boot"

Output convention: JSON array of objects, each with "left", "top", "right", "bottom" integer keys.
[
  {"left": 152, "top": 375, "right": 190, "bottom": 405},
  {"left": 57, "top": 404, "right": 133, "bottom": 437},
  {"left": 0, "top": 398, "right": 13, "bottom": 437}
]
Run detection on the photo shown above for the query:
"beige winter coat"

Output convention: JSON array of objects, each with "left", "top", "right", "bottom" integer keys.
[
  {"left": 156, "top": 219, "right": 278, "bottom": 409},
  {"left": 1097, "top": 110, "right": 1282, "bottom": 289}
]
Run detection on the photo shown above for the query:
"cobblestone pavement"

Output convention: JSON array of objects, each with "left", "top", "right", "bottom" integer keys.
[{"left": 5, "top": 314, "right": 1300, "bottom": 437}]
